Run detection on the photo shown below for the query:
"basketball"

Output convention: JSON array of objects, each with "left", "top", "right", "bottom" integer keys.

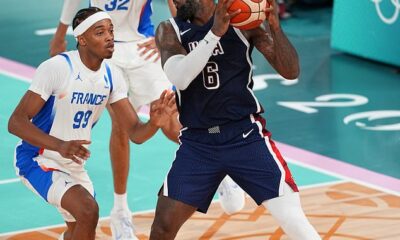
[{"left": 228, "top": 0, "right": 269, "bottom": 30}]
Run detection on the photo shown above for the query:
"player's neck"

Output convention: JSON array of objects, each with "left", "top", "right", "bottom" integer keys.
[
  {"left": 193, "top": 3, "right": 216, "bottom": 25},
  {"left": 78, "top": 49, "right": 103, "bottom": 71}
]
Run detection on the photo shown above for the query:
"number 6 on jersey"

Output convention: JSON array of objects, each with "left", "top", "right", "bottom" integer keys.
[{"left": 203, "top": 62, "right": 220, "bottom": 89}]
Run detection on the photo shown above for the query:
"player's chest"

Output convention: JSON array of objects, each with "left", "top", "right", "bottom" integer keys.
[{"left": 60, "top": 72, "right": 111, "bottom": 107}]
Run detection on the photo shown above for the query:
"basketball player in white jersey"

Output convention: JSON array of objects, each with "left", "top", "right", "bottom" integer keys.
[
  {"left": 50, "top": 1, "right": 173, "bottom": 239},
  {"left": 9, "top": 8, "right": 175, "bottom": 240},
  {"left": 50, "top": 1, "right": 246, "bottom": 239}
]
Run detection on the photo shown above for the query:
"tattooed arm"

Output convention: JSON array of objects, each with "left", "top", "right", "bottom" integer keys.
[{"left": 246, "top": 0, "right": 299, "bottom": 79}]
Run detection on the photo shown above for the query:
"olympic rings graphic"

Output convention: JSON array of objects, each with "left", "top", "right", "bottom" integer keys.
[{"left": 371, "top": 0, "right": 400, "bottom": 24}]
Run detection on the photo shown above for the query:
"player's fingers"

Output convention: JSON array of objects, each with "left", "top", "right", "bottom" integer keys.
[
  {"left": 79, "top": 146, "right": 91, "bottom": 158},
  {"left": 228, "top": 9, "right": 241, "bottom": 19},
  {"left": 137, "top": 40, "right": 152, "bottom": 48},
  {"left": 76, "top": 149, "right": 89, "bottom": 160},
  {"left": 139, "top": 47, "right": 152, "bottom": 56},
  {"left": 216, "top": 0, "right": 225, "bottom": 8},
  {"left": 263, "top": 6, "right": 273, "bottom": 14},
  {"left": 151, "top": 104, "right": 161, "bottom": 112},
  {"left": 159, "top": 89, "right": 168, "bottom": 101},
  {"left": 144, "top": 50, "right": 157, "bottom": 60},
  {"left": 167, "top": 90, "right": 176, "bottom": 100},
  {"left": 150, "top": 97, "right": 162, "bottom": 112},
  {"left": 71, "top": 155, "right": 84, "bottom": 165},
  {"left": 153, "top": 53, "right": 161, "bottom": 63},
  {"left": 75, "top": 140, "right": 91, "bottom": 145},
  {"left": 167, "top": 95, "right": 176, "bottom": 107},
  {"left": 162, "top": 92, "right": 173, "bottom": 106}
]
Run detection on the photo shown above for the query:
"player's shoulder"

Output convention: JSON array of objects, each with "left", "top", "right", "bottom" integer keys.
[
  {"left": 38, "top": 51, "right": 76, "bottom": 72},
  {"left": 156, "top": 19, "right": 176, "bottom": 36},
  {"left": 158, "top": 19, "right": 174, "bottom": 30}
]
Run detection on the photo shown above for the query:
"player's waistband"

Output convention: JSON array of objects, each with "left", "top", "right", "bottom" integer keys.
[{"left": 186, "top": 115, "right": 258, "bottom": 135}]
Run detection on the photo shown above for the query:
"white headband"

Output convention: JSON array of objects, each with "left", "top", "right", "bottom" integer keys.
[{"left": 73, "top": 11, "right": 112, "bottom": 37}]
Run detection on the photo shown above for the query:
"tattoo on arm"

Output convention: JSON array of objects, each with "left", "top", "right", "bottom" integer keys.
[
  {"left": 249, "top": 23, "right": 300, "bottom": 79},
  {"left": 155, "top": 21, "right": 188, "bottom": 67}
]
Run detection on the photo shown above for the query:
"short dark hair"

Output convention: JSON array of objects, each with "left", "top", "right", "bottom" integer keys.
[
  {"left": 72, "top": 7, "right": 103, "bottom": 30},
  {"left": 72, "top": 7, "right": 103, "bottom": 48}
]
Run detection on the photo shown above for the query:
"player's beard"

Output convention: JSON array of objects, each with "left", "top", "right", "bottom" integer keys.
[{"left": 176, "top": 0, "right": 200, "bottom": 22}]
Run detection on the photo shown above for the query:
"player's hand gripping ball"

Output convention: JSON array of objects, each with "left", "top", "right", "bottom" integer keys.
[{"left": 228, "top": 0, "right": 270, "bottom": 30}]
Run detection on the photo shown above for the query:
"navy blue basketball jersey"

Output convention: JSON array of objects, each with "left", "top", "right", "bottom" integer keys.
[{"left": 169, "top": 17, "right": 263, "bottom": 129}]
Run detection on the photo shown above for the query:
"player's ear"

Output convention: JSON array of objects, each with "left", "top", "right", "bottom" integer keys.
[{"left": 77, "top": 36, "right": 87, "bottom": 47}]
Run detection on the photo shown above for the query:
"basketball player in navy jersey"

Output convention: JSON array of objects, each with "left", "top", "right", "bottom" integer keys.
[{"left": 150, "top": 0, "right": 321, "bottom": 239}]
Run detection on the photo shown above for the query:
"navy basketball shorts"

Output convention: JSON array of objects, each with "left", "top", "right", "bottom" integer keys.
[{"left": 162, "top": 114, "right": 298, "bottom": 213}]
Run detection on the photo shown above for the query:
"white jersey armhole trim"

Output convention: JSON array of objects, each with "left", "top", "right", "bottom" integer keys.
[{"left": 169, "top": 18, "right": 182, "bottom": 43}]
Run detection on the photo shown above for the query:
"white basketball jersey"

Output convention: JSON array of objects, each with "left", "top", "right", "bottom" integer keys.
[
  {"left": 17, "top": 51, "right": 127, "bottom": 173},
  {"left": 90, "top": 0, "right": 154, "bottom": 41}
]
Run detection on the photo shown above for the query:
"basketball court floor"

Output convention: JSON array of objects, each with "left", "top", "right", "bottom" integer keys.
[{"left": 0, "top": 1, "right": 399, "bottom": 239}]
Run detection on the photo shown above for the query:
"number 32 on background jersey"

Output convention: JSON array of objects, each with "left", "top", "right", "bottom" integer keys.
[{"left": 104, "top": 0, "right": 130, "bottom": 11}]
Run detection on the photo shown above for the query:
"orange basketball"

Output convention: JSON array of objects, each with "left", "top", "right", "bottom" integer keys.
[{"left": 228, "top": 0, "right": 269, "bottom": 30}]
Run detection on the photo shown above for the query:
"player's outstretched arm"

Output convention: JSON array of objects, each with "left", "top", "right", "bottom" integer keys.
[
  {"left": 248, "top": 0, "right": 299, "bottom": 80},
  {"left": 161, "top": 112, "right": 181, "bottom": 144},
  {"left": 8, "top": 91, "right": 91, "bottom": 164},
  {"left": 49, "top": 0, "right": 83, "bottom": 56},
  {"left": 110, "top": 90, "right": 176, "bottom": 144}
]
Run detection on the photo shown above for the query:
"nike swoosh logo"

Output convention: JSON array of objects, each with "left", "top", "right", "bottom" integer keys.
[
  {"left": 180, "top": 28, "right": 191, "bottom": 35},
  {"left": 242, "top": 129, "right": 254, "bottom": 138}
]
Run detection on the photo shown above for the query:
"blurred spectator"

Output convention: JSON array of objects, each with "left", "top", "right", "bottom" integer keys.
[
  {"left": 277, "top": 0, "right": 294, "bottom": 19},
  {"left": 276, "top": 0, "right": 333, "bottom": 20}
]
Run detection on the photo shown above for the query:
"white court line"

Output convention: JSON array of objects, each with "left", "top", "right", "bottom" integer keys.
[
  {"left": 0, "top": 69, "right": 31, "bottom": 83},
  {"left": 286, "top": 157, "right": 400, "bottom": 197},
  {"left": 34, "top": 27, "right": 73, "bottom": 36},
  {"left": 0, "top": 178, "right": 20, "bottom": 185},
  {"left": 0, "top": 209, "right": 155, "bottom": 237},
  {"left": 298, "top": 179, "right": 347, "bottom": 190}
]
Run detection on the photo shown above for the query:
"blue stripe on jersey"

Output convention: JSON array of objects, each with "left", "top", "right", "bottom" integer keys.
[
  {"left": 92, "top": 120, "right": 98, "bottom": 129},
  {"left": 105, "top": 63, "right": 113, "bottom": 93},
  {"left": 138, "top": 0, "right": 154, "bottom": 37},
  {"left": 59, "top": 53, "right": 73, "bottom": 73},
  {"left": 15, "top": 96, "right": 56, "bottom": 176}
]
